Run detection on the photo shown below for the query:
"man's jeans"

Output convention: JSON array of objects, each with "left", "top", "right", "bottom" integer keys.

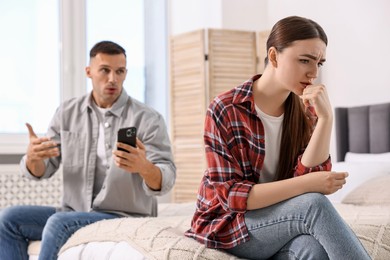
[
  {"left": 226, "top": 193, "right": 371, "bottom": 260},
  {"left": 0, "top": 205, "right": 120, "bottom": 260}
]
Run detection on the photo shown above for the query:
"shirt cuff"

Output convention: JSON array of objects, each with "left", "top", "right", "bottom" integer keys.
[
  {"left": 19, "top": 155, "right": 45, "bottom": 180},
  {"left": 294, "top": 155, "right": 332, "bottom": 176},
  {"left": 227, "top": 181, "right": 253, "bottom": 213},
  {"left": 143, "top": 163, "right": 175, "bottom": 196}
]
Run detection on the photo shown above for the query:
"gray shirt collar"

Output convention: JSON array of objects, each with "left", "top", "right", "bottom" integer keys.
[{"left": 83, "top": 88, "right": 129, "bottom": 117}]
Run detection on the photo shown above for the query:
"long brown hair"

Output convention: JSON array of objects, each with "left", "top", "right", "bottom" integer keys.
[{"left": 266, "top": 16, "right": 328, "bottom": 180}]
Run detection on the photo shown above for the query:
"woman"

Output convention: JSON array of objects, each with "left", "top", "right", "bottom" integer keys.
[{"left": 185, "top": 16, "right": 370, "bottom": 259}]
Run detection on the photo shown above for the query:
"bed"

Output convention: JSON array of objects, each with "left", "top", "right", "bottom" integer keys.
[{"left": 31, "top": 102, "right": 390, "bottom": 259}]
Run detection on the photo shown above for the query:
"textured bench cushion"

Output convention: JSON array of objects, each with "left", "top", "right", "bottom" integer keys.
[{"left": 0, "top": 165, "right": 62, "bottom": 209}]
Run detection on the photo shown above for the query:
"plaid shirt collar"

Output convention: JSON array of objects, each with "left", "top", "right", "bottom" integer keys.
[{"left": 231, "top": 74, "right": 261, "bottom": 113}]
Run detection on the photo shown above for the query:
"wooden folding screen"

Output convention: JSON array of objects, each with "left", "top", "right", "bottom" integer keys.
[
  {"left": 170, "top": 30, "right": 207, "bottom": 202},
  {"left": 170, "top": 29, "right": 269, "bottom": 202},
  {"left": 257, "top": 30, "right": 270, "bottom": 74},
  {"left": 207, "top": 29, "right": 257, "bottom": 102}
]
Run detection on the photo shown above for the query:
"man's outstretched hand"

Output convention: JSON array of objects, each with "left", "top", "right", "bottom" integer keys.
[{"left": 25, "top": 123, "right": 60, "bottom": 176}]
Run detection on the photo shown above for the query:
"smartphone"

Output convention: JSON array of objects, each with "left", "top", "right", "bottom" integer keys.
[
  {"left": 117, "top": 127, "right": 137, "bottom": 152},
  {"left": 44, "top": 133, "right": 61, "bottom": 150},
  {"left": 50, "top": 133, "right": 61, "bottom": 146}
]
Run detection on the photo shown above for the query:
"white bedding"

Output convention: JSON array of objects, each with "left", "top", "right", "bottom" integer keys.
[
  {"left": 57, "top": 203, "right": 199, "bottom": 260},
  {"left": 58, "top": 209, "right": 241, "bottom": 260},
  {"left": 326, "top": 161, "right": 390, "bottom": 203},
  {"left": 58, "top": 202, "right": 390, "bottom": 260},
  {"left": 28, "top": 203, "right": 197, "bottom": 260},
  {"left": 31, "top": 162, "right": 390, "bottom": 260},
  {"left": 59, "top": 241, "right": 146, "bottom": 260}
]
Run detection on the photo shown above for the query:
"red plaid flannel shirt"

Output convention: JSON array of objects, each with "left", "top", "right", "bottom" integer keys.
[{"left": 185, "top": 75, "right": 331, "bottom": 249}]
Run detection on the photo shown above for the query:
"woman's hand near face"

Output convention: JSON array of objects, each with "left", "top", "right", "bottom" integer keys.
[
  {"left": 300, "top": 84, "right": 333, "bottom": 167},
  {"left": 300, "top": 84, "right": 333, "bottom": 120}
]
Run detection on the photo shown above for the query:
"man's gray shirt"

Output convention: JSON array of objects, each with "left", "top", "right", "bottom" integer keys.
[{"left": 20, "top": 89, "right": 176, "bottom": 217}]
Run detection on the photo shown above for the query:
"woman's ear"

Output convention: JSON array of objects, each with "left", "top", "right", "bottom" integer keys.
[{"left": 268, "top": 47, "right": 278, "bottom": 68}]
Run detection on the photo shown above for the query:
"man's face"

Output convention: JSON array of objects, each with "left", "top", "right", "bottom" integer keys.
[{"left": 85, "top": 53, "right": 127, "bottom": 108}]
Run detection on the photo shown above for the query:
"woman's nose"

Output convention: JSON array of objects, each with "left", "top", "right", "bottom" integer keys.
[{"left": 307, "top": 66, "right": 318, "bottom": 81}]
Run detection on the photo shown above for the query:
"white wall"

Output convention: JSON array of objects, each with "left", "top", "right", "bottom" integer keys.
[
  {"left": 169, "top": 0, "right": 268, "bottom": 34},
  {"left": 266, "top": 0, "right": 390, "bottom": 159},
  {"left": 169, "top": 0, "right": 222, "bottom": 35},
  {"left": 267, "top": 0, "right": 390, "bottom": 105},
  {"left": 221, "top": 0, "right": 268, "bottom": 32},
  {"left": 169, "top": 0, "right": 390, "bottom": 160}
]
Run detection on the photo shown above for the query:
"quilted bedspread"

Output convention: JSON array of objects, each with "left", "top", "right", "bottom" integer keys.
[{"left": 58, "top": 202, "right": 390, "bottom": 260}]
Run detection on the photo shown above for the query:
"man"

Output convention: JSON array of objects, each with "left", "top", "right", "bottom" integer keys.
[{"left": 0, "top": 41, "right": 176, "bottom": 260}]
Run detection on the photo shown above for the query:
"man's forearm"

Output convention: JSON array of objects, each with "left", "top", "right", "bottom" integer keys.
[
  {"left": 139, "top": 163, "right": 162, "bottom": 191},
  {"left": 26, "top": 158, "right": 46, "bottom": 177}
]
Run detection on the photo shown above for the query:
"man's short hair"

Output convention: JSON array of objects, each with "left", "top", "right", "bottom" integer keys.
[{"left": 89, "top": 41, "right": 126, "bottom": 58}]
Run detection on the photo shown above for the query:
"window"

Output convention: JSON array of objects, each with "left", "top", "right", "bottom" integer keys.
[
  {"left": 86, "top": 0, "right": 145, "bottom": 102},
  {"left": 0, "top": 0, "right": 149, "bottom": 154},
  {"left": 0, "top": 0, "right": 60, "bottom": 135}
]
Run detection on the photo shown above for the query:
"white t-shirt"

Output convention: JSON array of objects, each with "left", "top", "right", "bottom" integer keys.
[
  {"left": 93, "top": 105, "right": 110, "bottom": 198},
  {"left": 255, "top": 105, "right": 284, "bottom": 183}
]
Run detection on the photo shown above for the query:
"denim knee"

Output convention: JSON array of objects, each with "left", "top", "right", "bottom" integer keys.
[
  {"left": 0, "top": 206, "right": 21, "bottom": 222},
  {"left": 295, "top": 193, "right": 333, "bottom": 211},
  {"left": 0, "top": 206, "right": 21, "bottom": 234},
  {"left": 42, "top": 212, "right": 71, "bottom": 236},
  {"left": 273, "top": 235, "right": 329, "bottom": 260}
]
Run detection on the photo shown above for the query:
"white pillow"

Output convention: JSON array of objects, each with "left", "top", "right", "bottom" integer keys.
[
  {"left": 345, "top": 152, "right": 390, "bottom": 163},
  {"left": 342, "top": 175, "right": 390, "bottom": 206},
  {"left": 326, "top": 161, "right": 390, "bottom": 203}
]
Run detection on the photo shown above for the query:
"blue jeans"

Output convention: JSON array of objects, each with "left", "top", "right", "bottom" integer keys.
[
  {"left": 226, "top": 193, "right": 371, "bottom": 260},
  {"left": 0, "top": 205, "right": 120, "bottom": 260}
]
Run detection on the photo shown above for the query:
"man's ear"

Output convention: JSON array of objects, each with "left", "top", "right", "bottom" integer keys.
[
  {"left": 268, "top": 47, "right": 278, "bottom": 68},
  {"left": 85, "top": 66, "right": 91, "bottom": 78}
]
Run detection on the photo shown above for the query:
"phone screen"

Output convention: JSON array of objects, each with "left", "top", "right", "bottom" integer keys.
[{"left": 117, "top": 127, "right": 137, "bottom": 152}]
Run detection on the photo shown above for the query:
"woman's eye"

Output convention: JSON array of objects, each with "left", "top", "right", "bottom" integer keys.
[
  {"left": 317, "top": 62, "right": 324, "bottom": 67},
  {"left": 300, "top": 59, "right": 309, "bottom": 64}
]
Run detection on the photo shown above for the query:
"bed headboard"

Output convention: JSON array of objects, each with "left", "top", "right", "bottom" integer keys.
[{"left": 335, "top": 102, "right": 390, "bottom": 162}]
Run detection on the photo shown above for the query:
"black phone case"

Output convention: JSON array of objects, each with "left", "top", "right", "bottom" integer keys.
[{"left": 117, "top": 127, "right": 137, "bottom": 151}]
